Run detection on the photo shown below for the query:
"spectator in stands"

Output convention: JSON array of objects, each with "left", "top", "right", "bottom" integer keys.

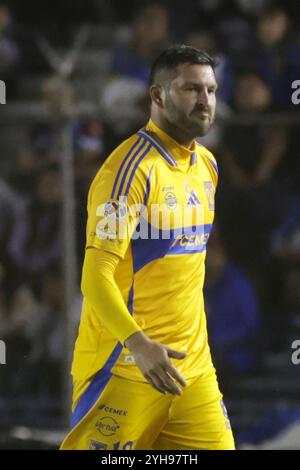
[
  {"left": 215, "top": 0, "right": 253, "bottom": 67},
  {"left": 10, "top": 124, "right": 59, "bottom": 198},
  {"left": 0, "top": 177, "right": 21, "bottom": 250},
  {"left": 271, "top": 195, "right": 300, "bottom": 264},
  {"left": 217, "top": 73, "right": 288, "bottom": 265},
  {"left": 269, "top": 193, "right": 300, "bottom": 338},
  {"left": 222, "top": 73, "right": 287, "bottom": 189},
  {"left": 0, "top": 177, "right": 25, "bottom": 300},
  {"left": 102, "top": 3, "right": 170, "bottom": 141},
  {"left": 0, "top": 263, "right": 8, "bottom": 338},
  {"left": 3, "top": 264, "right": 64, "bottom": 396},
  {"left": 111, "top": 3, "right": 170, "bottom": 83},
  {"left": 255, "top": 7, "right": 300, "bottom": 109},
  {"left": 283, "top": 267, "right": 300, "bottom": 327},
  {"left": 204, "top": 227, "right": 261, "bottom": 378},
  {"left": 0, "top": 4, "right": 20, "bottom": 92},
  {"left": 8, "top": 166, "right": 62, "bottom": 287}
]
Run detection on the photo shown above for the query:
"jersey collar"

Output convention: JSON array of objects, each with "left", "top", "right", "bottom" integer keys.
[{"left": 143, "top": 119, "right": 197, "bottom": 169}]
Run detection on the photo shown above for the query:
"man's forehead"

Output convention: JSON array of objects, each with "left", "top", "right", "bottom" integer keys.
[{"left": 173, "top": 63, "right": 217, "bottom": 85}]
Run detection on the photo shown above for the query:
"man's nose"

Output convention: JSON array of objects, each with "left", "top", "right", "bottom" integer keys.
[{"left": 198, "top": 90, "right": 209, "bottom": 107}]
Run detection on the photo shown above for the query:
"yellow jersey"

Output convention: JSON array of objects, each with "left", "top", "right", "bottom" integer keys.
[{"left": 71, "top": 118, "right": 218, "bottom": 409}]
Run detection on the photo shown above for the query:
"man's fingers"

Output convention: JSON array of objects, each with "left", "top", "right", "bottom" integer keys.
[
  {"left": 165, "top": 364, "right": 187, "bottom": 388},
  {"left": 152, "top": 366, "right": 184, "bottom": 395},
  {"left": 145, "top": 373, "right": 166, "bottom": 395},
  {"left": 145, "top": 371, "right": 182, "bottom": 396},
  {"left": 165, "top": 346, "right": 187, "bottom": 360},
  {"left": 155, "top": 369, "right": 182, "bottom": 395},
  {"left": 136, "top": 341, "right": 187, "bottom": 395}
]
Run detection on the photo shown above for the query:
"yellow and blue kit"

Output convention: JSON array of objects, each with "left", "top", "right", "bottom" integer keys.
[{"left": 60, "top": 119, "right": 235, "bottom": 450}]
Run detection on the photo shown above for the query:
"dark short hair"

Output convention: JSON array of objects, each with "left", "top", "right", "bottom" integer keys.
[{"left": 149, "top": 44, "right": 218, "bottom": 87}]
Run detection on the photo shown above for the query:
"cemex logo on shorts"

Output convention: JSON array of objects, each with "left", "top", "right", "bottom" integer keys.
[{"left": 98, "top": 403, "right": 127, "bottom": 417}]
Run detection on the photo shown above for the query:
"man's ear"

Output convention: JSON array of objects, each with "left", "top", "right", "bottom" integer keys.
[{"left": 149, "top": 84, "right": 164, "bottom": 108}]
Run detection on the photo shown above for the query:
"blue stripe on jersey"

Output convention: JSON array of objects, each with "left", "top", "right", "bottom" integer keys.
[
  {"left": 111, "top": 136, "right": 143, "bottom": 199},
  {"left": 70, "top": 281, "right": 136, "bottom": 429},
  {"left": 143, "top": 165, "right": 154, "bottom": 206},
  {"left": 123, "top": 143, "right": 152, "bottom": 197},
  {"left": 131, "top": 222, "right": 213, "bottom": 273},
  {"left": 70, "top": 341, "right": 123, "bottom": 429},
  {"left": 137, "top": 130, "right": 177, "bottom": 167},
  {"left": 127, "top": 284, "right": 134, "bottom": 314},
  {"left": 115, "top": 139, "right": 148, "bottom": 199},
  {"left": 191, "top": 152, "right": 197, "bottom": 165},
  {"left": 207, "top": 157, "right": 219, "bottom": 175}
]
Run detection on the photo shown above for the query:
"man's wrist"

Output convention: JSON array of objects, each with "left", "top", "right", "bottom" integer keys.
[{"left": 124, "top": 330, "right": 149, "bottom": 352}]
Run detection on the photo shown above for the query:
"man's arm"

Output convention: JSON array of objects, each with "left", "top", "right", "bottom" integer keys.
[
  {"left": 81, "top": 247, "right": 141, "bottom": 343},
  {"left": 81, "top": 247, "right": 187, "bottom": 395}
]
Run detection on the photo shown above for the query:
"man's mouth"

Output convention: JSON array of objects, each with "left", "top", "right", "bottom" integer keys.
[{"left": 193, "top": 111, "right": 210, "bottom": 119}]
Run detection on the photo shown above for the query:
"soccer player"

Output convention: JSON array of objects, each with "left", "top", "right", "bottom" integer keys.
[{"left": 61, "top": 45, "right": 235, "bottom": 450}]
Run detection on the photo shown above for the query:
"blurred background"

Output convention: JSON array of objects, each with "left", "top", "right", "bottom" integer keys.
[{"left": 0, "top": 0, "right": 300, "bottom": 450}]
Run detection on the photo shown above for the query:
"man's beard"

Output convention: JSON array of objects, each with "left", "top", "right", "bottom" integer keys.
[
  {"left": 191, "top": 116, "right": 212, "bottom": 137},
  {"left": 165, "top": 97, "right": 213, "bottom": 137}
]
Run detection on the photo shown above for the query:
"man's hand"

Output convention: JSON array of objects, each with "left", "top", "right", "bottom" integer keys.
[{"left": 124, "top": 331, "right": 187, "bottom": 395}]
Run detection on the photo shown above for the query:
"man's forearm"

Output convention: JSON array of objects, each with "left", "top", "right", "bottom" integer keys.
[{"left": 81, "top": 248, "right": 141, "bottom": 344}]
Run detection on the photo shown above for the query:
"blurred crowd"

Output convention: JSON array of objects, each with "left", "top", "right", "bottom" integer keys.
[{"left": 0, "top": 0, "right": 300, "bottom": 404}]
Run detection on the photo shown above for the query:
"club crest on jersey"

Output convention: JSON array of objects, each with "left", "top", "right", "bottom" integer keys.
[{"left": 204, "top": 181, "right": 215, "bottom": 211}]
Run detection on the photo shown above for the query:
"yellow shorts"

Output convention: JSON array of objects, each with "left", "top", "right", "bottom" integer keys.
[{"left": 61, "top": 368, "right": 235, "bottom": 450}]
